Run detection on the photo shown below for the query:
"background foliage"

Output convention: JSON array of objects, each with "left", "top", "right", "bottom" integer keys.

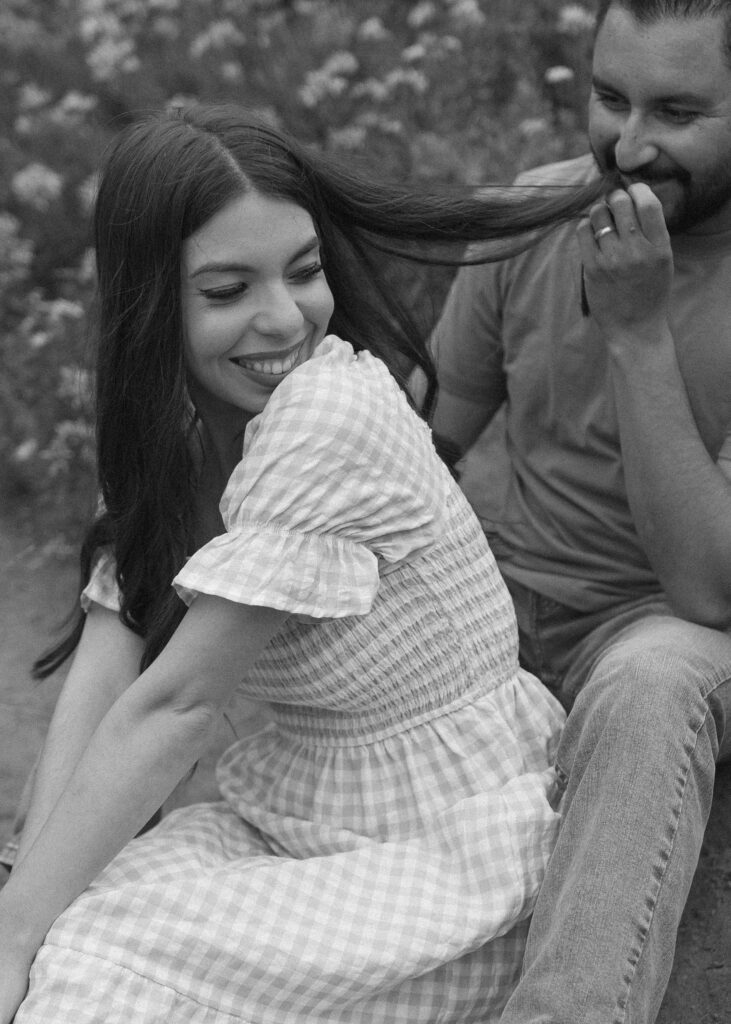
[{"left": 0, "top": 0, "right": 595, "bottom": 554}]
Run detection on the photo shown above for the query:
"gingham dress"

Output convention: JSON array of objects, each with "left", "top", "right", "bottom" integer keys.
[{"left": 17, "top": 337, "right": 565, "bottom": 1024}]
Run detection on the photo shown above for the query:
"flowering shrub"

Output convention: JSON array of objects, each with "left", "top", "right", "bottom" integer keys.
[{"left": 0, "top": 0, "right": 596, "bottom": 552}]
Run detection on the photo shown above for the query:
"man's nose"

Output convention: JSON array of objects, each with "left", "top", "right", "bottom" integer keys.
[{"left": 614, "top": 114, "right": 660, "bottom": 173}]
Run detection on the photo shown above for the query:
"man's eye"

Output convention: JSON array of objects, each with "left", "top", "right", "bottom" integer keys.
[
  {"left": 595, "top": 90, "right": 627, "bottom": 110},
  {"left": 659, "top": 107, "right": 698, "bottom": 125}
]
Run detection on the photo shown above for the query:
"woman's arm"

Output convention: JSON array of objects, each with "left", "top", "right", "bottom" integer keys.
[
  {"left": 13, "top": 605, "right": 145, "bottom": 869},
  {"left": 0, "top": 594, "right": 286, "bottom": 1021}
]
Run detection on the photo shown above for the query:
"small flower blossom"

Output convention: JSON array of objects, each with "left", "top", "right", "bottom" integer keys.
[
  {"left": 420, "top": 33, "right": 461, "bottom": 56},
  {"left": 12, "top": 438, "right": 39, "bottom": 464},
  {"left": 384, "top": 67, "right": 428, "bottom": 95},
  {"left": 299, "top": 73, "right": 349, "bottom": 107},
  {"left": 18, "top": 83, "right": 51, "bottom": 111},
  {"left": 220, "top": 61, "right": 243, "bottom": 82},
  {"left": 77, "top": 247, "right": 97, "bottom": 284},
  {"left": 14, "top": 115, "right": 34, "bottom": 135},
  {"left": 48, "top": 299, "right": 85, "bottom": 325},
  {"left": 544, "top": 65, "right": 575, "bottom": 85},
  {"left": 59, "top": 90, "right": 97, "bottom": 115},
  {"left": 442, "top": 35, "right": 462, "bottom": 53},
  {"left": 407, "top": 2, "right": 437, "bottom": 30},
  {"left": 58, "top": 366, "right": 92, "bottom": 409},
  {"left": 151, "top": 16, "right": 180, "bottom": 40},
  {"left": 402, "top": 43, "right": 427, "bottom": 63},
  {"left": 446, "top": 0, "right": 486, "bottom": 29},
  {"left": 357, "top": 16, "right": 389, "bottom": 42},
  {"left": 519, "top": 117, "right": 550, "bottom": 137},
  {"left": 0, "top": 214, "right": 33, "bottom": 290},
  {"left": 298, "top": 52, "right": 359, "bottom": 108},
  {"left": 42, "top": 420, "right": 95, "bottom": 477},
  {"left": 77, "top": 173, "right": 99, "bottom": 214},
  {"left": 351, "top": 78, "right": 390, "bottom": 103},
  {"left": 328, "top": 125, "right": 367, "bottom": 150},
  {"left": 86, "top": 37, "right": 140, "bottom": 80},
  {"left": 78, "top": 11, "right": 121, "bottom": 45},
  {"left": 49, "top": 91, "right": 98, "bottom": 125},
  {"left": 189, "top": 20, "right": 246, "bottom": 59},
  {"left": 11, "top": 163, "right": 64, "bottom": 210},
  {"left": 358, "top": 111, "right": 403, "bottom": 135},
  {"left": 324, "top": 51, "right": 359, "bottom": 76},
  {"left": 557, "top": 4, "right": 596, "bottom": 35}
]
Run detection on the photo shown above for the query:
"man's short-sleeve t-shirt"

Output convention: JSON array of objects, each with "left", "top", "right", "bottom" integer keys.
[{"left": 432, "top": 155, "right": 731, "bottom": 611}]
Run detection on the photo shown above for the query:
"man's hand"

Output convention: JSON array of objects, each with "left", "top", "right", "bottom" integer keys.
[{"left": 577, "top": 183, "right": 673, "bottom": 338}]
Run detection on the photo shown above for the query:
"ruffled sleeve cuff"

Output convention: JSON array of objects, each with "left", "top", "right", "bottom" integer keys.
[
  {"left": 172, "top": 523, "right": 380, "bottom": 618},
  {"left": 80, "top": 549, "right": 122, "bottom": 613}
]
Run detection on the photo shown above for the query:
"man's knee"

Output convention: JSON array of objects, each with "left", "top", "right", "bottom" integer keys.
[
  {"left": 580, "top": 613, "right": 729, "bottom": 703},
  {"left": 560, "top": 616, "right": 731, "bottom": 773}
]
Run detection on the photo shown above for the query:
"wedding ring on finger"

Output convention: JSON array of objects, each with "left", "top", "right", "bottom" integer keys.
[{"left": 593, "top": 225, "right": 616, "bottom": 242}]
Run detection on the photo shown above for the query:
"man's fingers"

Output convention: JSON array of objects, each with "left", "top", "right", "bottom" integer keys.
[
  {"left": 605, "top": 189, "right": 640, "bottom": 238},
  {"left": 626, "top": 182, "right": 671, "bottom": 245},
  {"left": 577, "top": 217, "right": 599, "bottom": 267}
]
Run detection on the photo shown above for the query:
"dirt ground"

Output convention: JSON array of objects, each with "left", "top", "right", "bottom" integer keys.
[{"left": 0, "top": 514, "right": 729, "bottom": 1021}]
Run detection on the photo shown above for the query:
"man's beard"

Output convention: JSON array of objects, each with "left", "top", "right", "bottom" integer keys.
[{"left": 592, "top": 148, "right": 731, "bottom": 233}]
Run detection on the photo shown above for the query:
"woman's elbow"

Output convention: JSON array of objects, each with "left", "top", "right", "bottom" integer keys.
[{"left": 128, "top": 675, "right": 223, "bottom": 746}]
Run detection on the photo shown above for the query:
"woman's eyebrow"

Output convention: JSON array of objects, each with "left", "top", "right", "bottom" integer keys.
[{"left": 189, "top": 236, "right": 320, "bottom": 278}]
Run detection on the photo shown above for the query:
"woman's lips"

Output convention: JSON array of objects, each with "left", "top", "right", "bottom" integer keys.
[{"left": 230, "top": 339, "right": 307, "bottom": 377}]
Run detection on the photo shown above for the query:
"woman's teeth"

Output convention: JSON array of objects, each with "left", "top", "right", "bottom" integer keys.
[{"left": 233, "top": 344, "right": 302, "bottom": 376}]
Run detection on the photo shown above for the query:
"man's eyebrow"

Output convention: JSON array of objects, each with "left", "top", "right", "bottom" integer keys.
[
  {"left": 591, "top": 73, "right": 707, "bottom": 107},
  {"left": 189, "top": 236, "right": 320, "bottom": 278}
]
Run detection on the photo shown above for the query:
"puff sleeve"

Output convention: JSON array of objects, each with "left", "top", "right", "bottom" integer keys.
[
  {"left": 80, "top": 548, "right": 122, "bottom": 613},
  {"left": 173, "top": 337, "right": 447, "bottom": 618}
]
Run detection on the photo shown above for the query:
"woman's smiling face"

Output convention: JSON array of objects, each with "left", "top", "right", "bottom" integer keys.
[{"left": 181, "top": 190, "right": 334, "bottom": 422}]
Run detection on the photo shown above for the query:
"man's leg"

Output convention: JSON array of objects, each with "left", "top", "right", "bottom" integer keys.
[{"left": 500, "top": 593, "right": 731, "bottom": 1024}]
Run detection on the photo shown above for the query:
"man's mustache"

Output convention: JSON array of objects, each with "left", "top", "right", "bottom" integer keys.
[{"left": 600, "top": 160, "right": 687, "bottom": 189}]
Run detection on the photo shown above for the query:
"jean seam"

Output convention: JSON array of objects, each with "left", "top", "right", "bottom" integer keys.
[
  {"left": 528, "top": 592, "right": 550, "bottom": 687},
  {"left": 612, "top": 683, "right": 727, "bottom": 1024}
]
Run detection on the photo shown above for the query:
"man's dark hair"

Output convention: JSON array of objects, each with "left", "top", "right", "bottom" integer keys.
[{"left": 595, "top": 0, "right": 731, "bottom": 65}]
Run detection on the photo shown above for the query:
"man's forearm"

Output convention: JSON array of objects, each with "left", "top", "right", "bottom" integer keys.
[{"left": 610, "top": 327, "right": 731, "bottom": 627}]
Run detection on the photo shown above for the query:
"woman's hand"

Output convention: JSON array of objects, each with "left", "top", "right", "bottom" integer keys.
[
  {"left": 0, "top": 888, "right": 41, "bottom": 1023},
  {"left": 577, "top": 183, "right": 674, "bottom": 343},
  {"left": 0, "top": 945, "right": 33, "bottom": 1023}
]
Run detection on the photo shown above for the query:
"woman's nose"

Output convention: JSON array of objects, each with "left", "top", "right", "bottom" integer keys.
[{"left": 252, "top": 283, "right": 305, "bottom": 337}]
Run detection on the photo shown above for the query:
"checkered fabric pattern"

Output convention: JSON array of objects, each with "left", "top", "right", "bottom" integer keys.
[
  {"left": 18, "top": 338, "right": 566, "bottom": 1022},
  {"left": 173, "top": 337, "right": 448, "bottom": 617},
  {"left": 80, "top": 548, "right": 121, "bottom": 613}
]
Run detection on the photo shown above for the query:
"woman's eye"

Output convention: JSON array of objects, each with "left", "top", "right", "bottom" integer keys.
[
  {"left": 200, "top": 283, "right": 246, "bottom": 301},
  {"left": 292, "top": 262, "right": 323, "bottom": 283}
]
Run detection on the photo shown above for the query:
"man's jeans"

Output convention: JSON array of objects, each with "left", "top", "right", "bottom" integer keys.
[{"left": 499, "top": 580, "right": 731, "bottom": 1024}]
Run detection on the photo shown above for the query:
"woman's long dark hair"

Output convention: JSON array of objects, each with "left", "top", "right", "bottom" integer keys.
[{"left": 35, "top": 103, "right": 605, "bottom": 678}]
